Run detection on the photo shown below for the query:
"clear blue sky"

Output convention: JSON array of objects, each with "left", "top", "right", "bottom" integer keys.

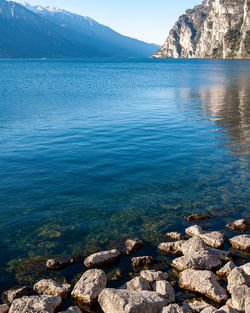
[{"left": 19, "top": 0, "right": 201, "bottom": 44}]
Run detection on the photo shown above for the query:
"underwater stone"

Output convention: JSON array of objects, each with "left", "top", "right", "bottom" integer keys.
[
  {"left": 140, "top": 270, "right": 168, "bottom": 283},
  {"left": 185, "top": 225, "right": 224, "bottom": 248},
  {"left": 46, "top": 256, "right": 74, "bottom": 270},
  {"left": 179, "top": 269, "right": 228, "bottom": 303},
  {"left": 71, "top": 269, "right": 107, "bottom": 304},
  {"left": 9, "top": 295, "right": 61, "bottom": 313},
  {"left": 165, "top": 232, "right": 183, "bottom": 241},
  {"left": 34, "top": 279, "right": 71, "bottom": 298},
  {"left": 124, "top": 238, "right": 144, "bottom": 255},
  {"left": 229, "top": 234, "right": 250, "bottom": 252},
  {"left": 120, "top": 277, "right": 151, "bottom": 291},
  {"left": 226, "top": 219, "right": 250, "bottom": 232},
  {"left": 84, "top": 249, "right": 121, "bottom": 268},
  {"left": 158, "top": 241, "right": 186, "bottom": 254},
  {"left": 107, "top": 268, "right": 122, "bottom": 281},
  {"left": 152, "top": 280, "right": 175, "bottom": 303},
  {"left": 98, "top": 288, "right": 168, "bottom": 313},
  {"left": 131, "top": 256, "right": 153, "bottom": 268},
  {"left": 186, "top": 214, "right": 212, "bottom": 221},
  {"left": 2, "top": 286, "right": 30, "bottom": 305}
]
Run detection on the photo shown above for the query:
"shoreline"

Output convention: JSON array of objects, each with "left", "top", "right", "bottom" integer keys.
[{"left": 1, "top": 215, "right": 249, "bottom": 313}]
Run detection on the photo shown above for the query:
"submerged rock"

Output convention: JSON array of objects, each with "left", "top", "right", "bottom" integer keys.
[
  {"left": 166, "top": 232, "right": 184, "bottom": 241},
  {"left": 84, "top": 249, "right": 121, "bottom": 268},
  {"left": 46, "top": 256, "right": 74, "bottom": 270},
  {"left": 59, "top": 306, "right": 82, "bottom": 313},
  {"left": 216, "top": 262, "right": 236, "bottom": 278},
  {"left": 161, "top": 303, "right": 192, "bottom": 313},
  {"left": 34, "top": 279, "right": 71, "bottom": 298},
  {"left": 0, "top": 304, "right": 9, "bottom": 313},
  {"left": 131, "top": 256, "right": 153, "bottom": 268},
  {"left": 185, "top": 225, "right": 224, "bottom": 248},
  {"left": 226, "top": 219, "right": 250, "bottom": 232},
  {"left": 9, "top": 295, "right": 61, "bottom": 313},
  {"left": 107, "top": 268, "right": 122, "bottom": 281},
  {"left": 71, "top": 269, "right": 107, "bottom": 304},
  {"left": 186, "top": 214, "right": 212, "bottom": 222},
  {"left": 2, "top": 286, "right": 30, "bottom": 305},
  {"left": 120, "top": 277, "right": 151, "bottom": 291},
  {"left": 229, "top": 234, "right": 250, "bottom": 252},
  {"left": 140, "top": 270, "right": 168, "bottom": 283},
  {"left": 152, "top": 280, "right": 175, "bottom": 303},
  {"left": 98, "top": 288, "right": 168, "bottom": 313},
  {"left": 158, "top": 241, "right": 186, "bottom": 254},
  {"left": 179, "top": 269, "right": 228, "bottom": 303},
  {"left": 124, "top": 238, "right": 144, "bottom": 255}
]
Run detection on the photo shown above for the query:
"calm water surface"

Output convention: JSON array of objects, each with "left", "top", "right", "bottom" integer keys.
[{"left": 0, "top": 59, "right": 249, "bottom": 293}]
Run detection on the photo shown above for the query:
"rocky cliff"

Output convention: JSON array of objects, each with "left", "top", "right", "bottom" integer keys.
[{"left": 153, "top": 0, "right": 249, "bottom": 59}]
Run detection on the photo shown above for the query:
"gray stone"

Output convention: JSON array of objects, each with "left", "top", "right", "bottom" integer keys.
[
  {"left": 185, "top": 225, "right": 224, "bottom": 248},
  {"left": 59, "top": 306, "right": 82, "bottom": 313},
  {"left": 229, "top": 234, "right": 250, "bottom": 252},
  {"left": 179, "top": 269, "right": 228, "bottom": 303},
  {"left": 9, "top": 295, "right": 61, "bottom": 313},
  {"left": 207, "top": 248, "right": 231, "bottom": 261},
  {"left": 140, "top": 270, "right": 168, "bottom": 283},
  {"left": 131, "top": 256, "right": 153, "bottom": 268},
  {"left": 120, "top": 277, "right": 151, "bottom": 291},
  {"left": 229, "top": 285, "right": 250, "bottom": 311},
  {"left": 0, "top": 304, "right": 9, "bottom": 313},
  {"left": 2, "top": 286, "right": 30, "bottom": 305},
  {"left": 152, "top": 280, "right": 175, "bottom": 303},
  {"left": 161, "top": 303, "right": 192, "bottom": 313},
  {"left": 166, "top": 232, "right": 183, "bottom": 241},
  {"left": 125, "top": 238, "right": 144, "bottom": 255},
  {"left": 200, "top": 306, "right": 239, "bottom": 313},
  {"left": 183, "top": 300, "right": 214, "bottom": 312},
  {"left": 84, "top": 249, "right": 121, "bottom": 268},
  {"left": 226, "top": 219, "right": 250, "bottom": 232},
  {"left": 158, "top": 241, "right": 186, "bottom": 254},
  {"left": 216, "top": 262, "right": 236, "bottom": 278},
  {"left": 172, "top": 250, "right": 222, "bottom": 271},
  {"left": 71, "top": 269, "right": 107, "bottom": 304},
  {"left": 98, "top": 288, "right": 168, "bottom": 313},
  {"left": 34, "top": 279, "right": 71, "bottom": 298},
  {"left": 227, "top": 265, "right": 250, "bottom": 292},
  {"left": 46, "top": 256, "right": 74, "bottom": 270},
  {"left": 180, "top": 236, "right": 207, "bottom": 255}
]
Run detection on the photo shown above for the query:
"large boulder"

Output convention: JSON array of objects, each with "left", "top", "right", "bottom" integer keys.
[
  {"left": 229, "top": 235, "right": 250, "bottom": 252},
  {"left": 2, "top": 286, "right": 30, "bottom": 305},
  {"left": 179, "top": 269, "right": 228, "bottom": 303},
  {"left": 84, "top": 249, "right": 121, "bottom": 268},
  {"left": 98, "top": 288, "right": 168, "bottom": 313},
  {"left": 34, "top": 279, "right": 71, "bottom": 298},
  {"left": 9, "top": 295, "right": 61, "bottom": 313},
  {"left": 120, "top": 277, "right": 151, "bottom": 291},
  {"left": 152, "top": 281, "right": 175, "bottom": 304},
  {"left": 71, "top": 269, "right": 107, "bottom": 304},
  {"left": 180, "top": 236, "right": 207, "bottom": 255},
  {"left": 124, "top": 238, "right": 144, "bottom": 255},
  {"left": 140, "top": 270, "right": 168, "bottom": 283},
  {"left": 227, "top": 265, "right": 250, "bottom": 292},
  {"left": 172, "top": 250, "right": 222, "bottom": 271},
  {"left": 185, "top": 225, "right": 224, "bottom": 248}
]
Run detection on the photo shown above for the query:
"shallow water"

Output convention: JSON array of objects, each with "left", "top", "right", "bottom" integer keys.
[{"left": 0, "top": 58, "right": 249, "bottom": 293}]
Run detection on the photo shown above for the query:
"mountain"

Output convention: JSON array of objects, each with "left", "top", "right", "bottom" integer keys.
[
  {"left": 0, "top": 0, "right": 160, "bottom": 58},
  {"left": 153, "top": 0, "right": 249, "bottom": 59}
]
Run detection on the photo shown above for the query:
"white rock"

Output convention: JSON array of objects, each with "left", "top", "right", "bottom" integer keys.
[
  {"left": 216, "top": 262, "right": 236, "bottom": 277},
  {"left": 152, "top": 280, "right": 175, "bottom": 303},
  {"left": 227, "top": 265, "right": 250, "bottom": 292},
  {"left": 185, "top": 225, "right": 224, "bottom": 248},
  {"left": 2, "top": 286, "right": 30, "bottom": 304},
  {"left": 140, "top": 270, "right": 168, "bottom": 283},
  {"left": 0, "top": 304, "right": 9, "bottom": 313},
  {"left": 229, "top": 235, "right": 250, "bottom": 252},
  {"left": 166, "top": 232, "right": 183, "bottom": 241},
  {"left": 98, "top": 288, "right": 168, "bottom": 313},
  {"left": 71, "top": 269, "right": 106, "bottom": 304},
  {"left": 226, "top": 219, "right": 250, "bottom": 232},
  {"left": 34, "top": 279, "right": 71, "bottom": 298},
  {"left": 9, "top": 295, "right": 61, "bottom": 313},
  {"left": 125, "top": 238, "right": 144, "bottom": 255},
  {"left": 180, "top": 236, "right": 207, "bottom": 255},
  {"left": 120, "top": 277, "right": 151, "bottom": 291},
  {"left": 179, "top": 269, "right": 228, "bottom": 303},
  {"left": 84, "top": 249, "right": 121, "bottom": 268},
  {"left": 59, "top": 306, "right": 82, "bottom": 313}
]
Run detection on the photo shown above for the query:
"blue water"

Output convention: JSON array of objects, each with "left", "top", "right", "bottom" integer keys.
[{"left": 0, "top": 59, "right": 249, "bottom": 290}]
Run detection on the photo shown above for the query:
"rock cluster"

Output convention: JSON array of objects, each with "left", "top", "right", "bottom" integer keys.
[{"left": 1, "top": 220, "right": 249, "bottom": 313}]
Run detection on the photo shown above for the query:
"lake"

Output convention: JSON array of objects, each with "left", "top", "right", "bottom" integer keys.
[{"left": 0, "top": 59, "right": 249, "bottom": 295}]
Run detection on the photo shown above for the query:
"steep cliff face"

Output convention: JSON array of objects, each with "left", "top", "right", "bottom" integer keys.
[{"left": 153, "top": 0, "right": 249, "bottom": 59}]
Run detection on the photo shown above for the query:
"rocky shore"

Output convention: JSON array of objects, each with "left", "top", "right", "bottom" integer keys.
[{"left": 0, "top": 217, "right": 249, "bottom": 313}]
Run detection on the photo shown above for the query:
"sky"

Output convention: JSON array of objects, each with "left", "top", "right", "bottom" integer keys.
[{"left": 18, "top": 0, "right": 201, "bottom": 45}]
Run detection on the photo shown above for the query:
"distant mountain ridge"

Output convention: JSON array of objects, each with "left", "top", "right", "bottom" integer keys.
[
  {"left": 0, "top": 0, "right": 160, "bottom": 58},
  {"left": 153, "top": 0, "right": 249, "bottom": 59}
]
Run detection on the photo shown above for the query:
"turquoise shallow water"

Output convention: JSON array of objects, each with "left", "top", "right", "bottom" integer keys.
[{"left": 0, "top": 59, "right": 249, "bottom": 291}]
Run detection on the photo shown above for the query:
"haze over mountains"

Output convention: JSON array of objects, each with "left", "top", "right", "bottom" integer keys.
[{"left": 0, "top": 0, "right": 160, "bottom": 58}]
